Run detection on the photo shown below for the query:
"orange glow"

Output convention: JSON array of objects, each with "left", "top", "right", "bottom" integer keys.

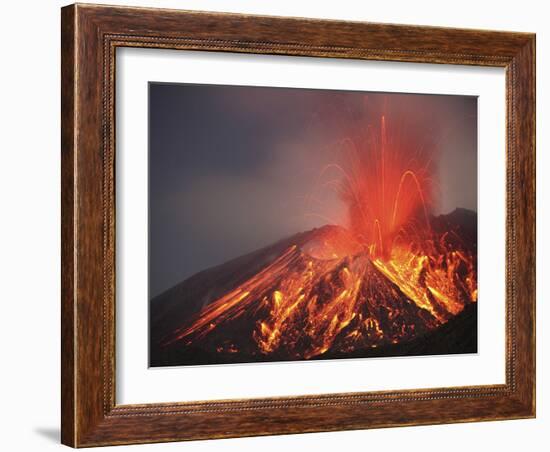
[{"left": 160, "top": 114, "right": 477, "bottom": 360}]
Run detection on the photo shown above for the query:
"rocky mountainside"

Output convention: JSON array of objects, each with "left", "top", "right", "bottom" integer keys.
[{"left": 150, "top": 209, "right": 477, "bottom": 367}]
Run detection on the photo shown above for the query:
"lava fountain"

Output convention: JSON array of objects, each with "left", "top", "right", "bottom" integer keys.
[{"left": 156, "top": 110, "right": 477, "bottom": 364}]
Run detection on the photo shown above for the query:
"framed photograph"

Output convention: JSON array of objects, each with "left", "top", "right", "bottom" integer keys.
[{"left": 61, "top": 3, "right": 535, "bottom": 447}]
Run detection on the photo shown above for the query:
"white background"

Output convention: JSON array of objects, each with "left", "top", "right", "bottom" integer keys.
[
  {"left": 117, "top": 49, "right": 505, "bottom": 404},
  {"left": 0, "top": 0, "right": 546, "bottom": 451}
]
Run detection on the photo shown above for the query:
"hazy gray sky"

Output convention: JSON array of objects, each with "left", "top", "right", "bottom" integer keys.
[{"left": 149, "top": 83, "right": 477, "bottom": 297}]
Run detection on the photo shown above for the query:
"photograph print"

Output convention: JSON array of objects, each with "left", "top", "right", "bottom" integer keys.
[{"left": 149, "top": 83, "right": 478, "bottom": 367}]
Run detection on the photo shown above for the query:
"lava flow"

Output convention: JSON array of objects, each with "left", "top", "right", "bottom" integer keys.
[{"left": 155, "top": 114, "right": 477, "bottom": 364}]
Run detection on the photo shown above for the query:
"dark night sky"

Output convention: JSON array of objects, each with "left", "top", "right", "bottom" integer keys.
[{"left": 149, "top": 83, "right": 477, "bottom": 298}]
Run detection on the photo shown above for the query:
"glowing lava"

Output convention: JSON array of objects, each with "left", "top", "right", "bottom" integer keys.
[{"left": 159, "top": 114, "right": 477, "bottom": 361}]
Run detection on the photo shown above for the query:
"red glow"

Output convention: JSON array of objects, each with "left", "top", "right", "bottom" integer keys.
[{"left": 160, "top": 112, "right": 477, "bottom": 360}]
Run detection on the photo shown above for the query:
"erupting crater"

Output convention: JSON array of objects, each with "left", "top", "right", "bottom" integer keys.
[{"left": 150, "top": 115, "right": 478, "bottom": 366}]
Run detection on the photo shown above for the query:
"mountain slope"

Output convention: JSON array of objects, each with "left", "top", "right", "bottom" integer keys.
[{"left": 150, "top": 209, "right": 477, "bottom": 366}]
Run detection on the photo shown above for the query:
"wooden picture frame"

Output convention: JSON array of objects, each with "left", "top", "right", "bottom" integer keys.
[{"left": 61, "top": 3, "right": 535, "bottom": 447}]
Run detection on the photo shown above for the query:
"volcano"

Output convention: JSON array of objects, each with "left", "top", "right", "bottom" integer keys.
[{"left": 149, "top": 208, "right": 477, "bottom": 367}]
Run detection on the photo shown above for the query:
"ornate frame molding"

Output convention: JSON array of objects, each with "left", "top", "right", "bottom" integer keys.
[{"left": 62, "top": 4, "right": 535, "bottom": 447}]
